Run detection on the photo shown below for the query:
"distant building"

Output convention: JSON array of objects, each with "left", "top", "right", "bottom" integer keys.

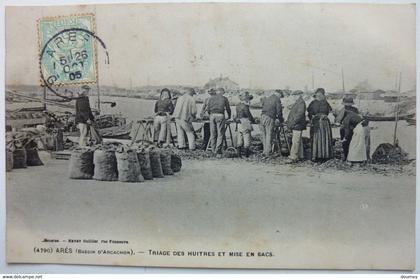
[
  {"left": 204, "top": 75, "right": 239, "bottom": 91},
  {"left": 326, "top": 92, "right": 357, "bottom": 100},
  {"left": 382, "top": 90, "right": 413, "bottom": 103}
]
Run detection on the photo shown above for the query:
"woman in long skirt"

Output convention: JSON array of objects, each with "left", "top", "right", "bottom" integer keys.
[{"left": 307, "top": 88, "right": 333, "bottom": 162}]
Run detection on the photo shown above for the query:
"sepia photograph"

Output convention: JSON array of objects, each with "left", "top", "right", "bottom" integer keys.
[{"left": 4, "top": 2, "right": 417, "bottom": 270}]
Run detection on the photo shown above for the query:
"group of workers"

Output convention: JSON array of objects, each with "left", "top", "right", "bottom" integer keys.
[
  {"left": 149, "top": 86, "right": 371, "bottom": 163},
  {"left": 153, "top": 87, "right": 235, "bottom": 157},
  {"left": 75, "top": 84, "right": 371, "bottom": 163}
]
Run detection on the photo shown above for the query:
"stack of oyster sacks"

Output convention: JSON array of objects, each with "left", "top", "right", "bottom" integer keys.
[
  {"left": 6, "top": 130, "right": 44, "bottom": 172},
  {"left": 68, "top": 141, "right": 182, "bottom": 182}
]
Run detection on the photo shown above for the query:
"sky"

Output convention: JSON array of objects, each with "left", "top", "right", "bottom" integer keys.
[{"left": 5, "top": 3, "right": 416, "bottom": 91}]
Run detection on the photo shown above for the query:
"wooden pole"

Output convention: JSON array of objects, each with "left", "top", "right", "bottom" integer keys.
[
  {"left": 96, "top": 81, "right": 101, "bottom": 114},
  {"left": 393, "top": 72, "right": 402, "bottom": 146},
  {"left": 43, "top": 85, "right": 47, "bottom": 111},
  {"left": 394, "top": 72, "right": 399, "bottom": 91},
  {"left": 341, "top": 67, "right": 345, "bottom": 93},
  {"left": 94, "top": 6, "right": 101, "bottom": 114}
]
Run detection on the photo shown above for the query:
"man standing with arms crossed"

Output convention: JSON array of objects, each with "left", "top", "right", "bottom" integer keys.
[
  {"left": 173, "top": 87, "right": 198, "bottom": 150},
  {"left": 205, "top": 87, "right": 231, "bottom": 157}
]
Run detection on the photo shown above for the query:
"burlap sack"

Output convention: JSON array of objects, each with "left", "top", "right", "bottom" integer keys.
[
  {"left": 115, "top": 150, "right": 144, "bottom": 182},
  {"left": 160, "top": 149, "right": 174, "bottom": 175},
  {"left": 93, "top": 149, "right": 118, "bottom": 181},
  {"left": 6, "top": 150, "right": 13, "bottom": 172},
  {"left": 69, "top": 148, "right": 94, "bottom": 179},
  {"left": 170, "top": 154, "right": 182, "bottom": 173},
  {"left": 137, "top": 148, "right": 153, "bottom": 180},
  {"left": 13, "top": 149, "right": 27, "bottom": 169},
  {"left": 26, "top": 148, "right": 43, "bottom": 166},
  {"left": 149, "top": 148, "right": 164, "bottom": 178}
]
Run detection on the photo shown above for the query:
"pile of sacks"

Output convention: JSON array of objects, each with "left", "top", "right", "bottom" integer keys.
[
  {"left": 69, "top": 142, "right": 182, "bottom": 182},
  {"left": 6, "top": 130, "right": 44, "bottom": 172}
]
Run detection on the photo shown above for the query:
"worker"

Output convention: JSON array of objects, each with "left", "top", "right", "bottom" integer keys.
[
  {"left": 153, "top": 88, "right": 174, "bottom": 147},
  {"left": 341, "top": 110, "right": 367, "bottom": 163},
  {"left": 205, "top": 87, "right": 231, "bottom": 157},
  {"left": 260, "top": 90, "right": 284, "bottom": 157},
  {"left": 335, "top": 96, "right": 359, "bottom": 160},
  {"left": 173, "top": 87, "right": 198, "bottom": 150},
  {"left": 75, "top": 85, "right": 95, "bottom": 147},
  {"left": 199, "top": 88, "right": 216, "bottom": 150},
  {"left": 347, "top": 117, "right": 370, "bottom": 164},
  {"left": 307, "top": 88, "right": 333, "bottom": 162},
  {"left": 286, "top": 90, "right": 307, "bottom": 163},
  {"left": 235, "top": 91, "right": 255, "bottom": 158}
]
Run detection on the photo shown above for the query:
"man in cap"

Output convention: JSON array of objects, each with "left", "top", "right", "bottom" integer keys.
[
  {"left": 204, "top": 87, "right": 231, "bottom": 156},
  {"left": 75, "top": 85, "right": 95, "bottom": 147},
  {"left": 342, "top": 110, "right": 363, "bottom": 158},
  {"left": 260, "top": 90, "right": 284, "bottom": 157},
  {"left": 173, "top": 87, "right": 198, "bottom": 150},
  {"left": 335, "top": 95, "right": 359, "bottom": 123},
  {"left": 199, "top": 88, "right": 216, "bottom": 150},
  {"left": 335, "top": 95, "right": 359, "bottom": 160},
  {"left": 286, "top": 90, "right": 307, "bottom": 162},
  {"left": 235, "top": 91, "right": 255, "bottom": 157}
]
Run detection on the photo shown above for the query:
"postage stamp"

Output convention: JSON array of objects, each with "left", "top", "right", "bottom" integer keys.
[{"left": 38, "top": 14, "right": 97, "bottom": 87}]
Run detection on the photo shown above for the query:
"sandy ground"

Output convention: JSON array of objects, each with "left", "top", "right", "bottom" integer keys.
[{"left": 6, "top": 152, "right": 416, "bottom": 270}]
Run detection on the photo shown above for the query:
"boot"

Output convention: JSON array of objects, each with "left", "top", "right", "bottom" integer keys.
[{"left": 237, "top": 147, "right": 242, "bottom": 158}]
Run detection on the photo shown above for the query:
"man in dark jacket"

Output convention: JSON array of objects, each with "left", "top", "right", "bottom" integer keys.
[
  {"left": 200, "top": 88, "right": 216, "bottom": 150},
  {"left": 342, "top": 110, "right": 363, "bottom": 146},
  {"left": 286, "top": 90, "right": 306, "bottom": 162},
  {"left": 260, "top": 90, "right": 284, "bottom": 157},
  {"left": 335, "top": 96, "right": 360, "bottom": 160},
  {"left": 235, "top": 91, "right": 255, "bottom": 158},
  {"left": 205, "top": 88, "right": 231, "bottom": 156},
  {"left": 75, "top": 85, "right": 95, "bottom": 147}
]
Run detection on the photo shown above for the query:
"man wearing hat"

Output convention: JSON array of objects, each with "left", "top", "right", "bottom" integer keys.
[
  {"left": 335, "top": 95, "right": 359, "bottom": 122},
  {"left": 335, "top": 95, "right": 359, "bottom": 160},
  {"left": 260, "top": 90, "right": 284, "bottom": 157},
  {"left": 204, "top": 87, "right": 232, "bottom": 156},
  {"left": 286, "top": 90, "right": 307, "bottom": 162},
  {"left": 235, "top": 91, "right": 255, "bottom": 157},
  {"left": 173, "top": 87, "right": 198, "bottom": 150},
  {"left": 75, "top": 85, "right": 95, "bottom": 147},
  {"left": 199, "top": 88, "right": 216, "bottom": 150}
]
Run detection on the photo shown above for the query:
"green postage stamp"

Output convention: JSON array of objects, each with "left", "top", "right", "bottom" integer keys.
[{"left": 38, "top": 14, "right": 97, "bottom": 86}]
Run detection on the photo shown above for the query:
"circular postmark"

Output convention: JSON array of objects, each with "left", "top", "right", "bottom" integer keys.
[{"left": 39, "top": 27, "right": 109, "bottom": 100}]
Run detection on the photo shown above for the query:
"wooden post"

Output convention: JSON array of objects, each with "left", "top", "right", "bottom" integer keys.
[
  {"left": 42, "top": 85, "right": 47, "bottom": 111},
  {"left": 96, "top": 81, "right": 101, "bottom": 114},
  {"left": 94, "top": 7, "right": 101, "bottom": 114},
  {"left": 393, "top": 72, "right": 402, "bottom": 146}
]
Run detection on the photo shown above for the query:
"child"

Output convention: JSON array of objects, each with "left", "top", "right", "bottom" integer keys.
[{"left": 347, "top": 118, "right": 370, "bottom": 164}]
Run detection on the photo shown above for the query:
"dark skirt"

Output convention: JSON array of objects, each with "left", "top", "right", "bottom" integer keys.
[{"left": 310, "top": 115, "right": 333, "bottom": 161}]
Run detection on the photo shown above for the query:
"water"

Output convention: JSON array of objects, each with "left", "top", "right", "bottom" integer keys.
[{"left": 95, "top": 96, "right": 416, "bottom": 158}]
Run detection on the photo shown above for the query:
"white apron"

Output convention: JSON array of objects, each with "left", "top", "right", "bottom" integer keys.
[{"left": 347, "top": 122, "right": 367, "bottom": 162}]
